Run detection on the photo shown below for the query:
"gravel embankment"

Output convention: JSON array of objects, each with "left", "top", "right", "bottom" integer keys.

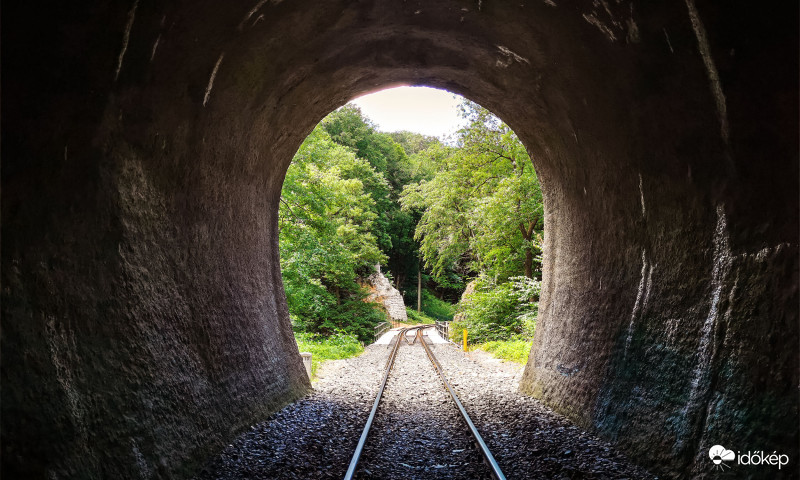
[
  {"left": 193, "top": 344, "right": 387, "bottom": 480},
  {"left": 432, "top": 344, "right": 657, "bottom": 479},
  {"left": 194, "top": 334, "right": 657, "bottom": 480}
]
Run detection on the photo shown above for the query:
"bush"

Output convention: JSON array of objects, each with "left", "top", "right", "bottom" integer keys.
[
  {"left": 478, "top": 340, "right": 533, "bottom": 364},
  {"left": 406, "top": 307, "right": 437, "bottom": 325},
  {"left": 290, "top": 288, "right": 386, "bottom": 343},
  {"left": 450, "top": 275, "right": 540, "bottom": 344},
  {"left": 420, "top": 289, "right": 456, "bottom": 321},
  {"left": 295, "top": 331, "right": 364, "bottom": 378}
]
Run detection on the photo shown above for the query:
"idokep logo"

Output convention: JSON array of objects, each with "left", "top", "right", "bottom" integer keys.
[
  {"left": 708, "top": 445, "right": 790, "bottom": 471},
  {"left": 709, "top": 445, "right": 735, "bottom": 471}
]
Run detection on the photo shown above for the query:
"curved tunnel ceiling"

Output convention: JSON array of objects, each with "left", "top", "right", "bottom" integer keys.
[{"left": 2, "top": 0, "right": 797, "bottom": 478}]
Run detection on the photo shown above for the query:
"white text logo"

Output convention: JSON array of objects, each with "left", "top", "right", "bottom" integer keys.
[{"left": 708, "top": 445, "right": 790, "bottom": 471}]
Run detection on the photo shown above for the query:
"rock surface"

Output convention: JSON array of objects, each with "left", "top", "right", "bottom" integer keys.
[
  {"left": 450, "top": 280, "right": 477, "bottom": 324},
  {"left": 364, "top": 270, "right": 408, "bottom": 323}
]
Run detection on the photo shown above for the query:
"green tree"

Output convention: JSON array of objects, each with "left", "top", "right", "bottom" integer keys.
[
  {"left": 400, "top": 100, "right": 544, "bottom": 283},
  {"left": 388, "top": 131, "right": 441, "bottom": 155},
  {"left": 321, "top": 105, "right": 436, "bottom": 293},
  {"left": 450, "top": 275, "right": 541, "bottom": 343},
  {"left": 279, "top": 126, "right": 387, "bottom": 340}
]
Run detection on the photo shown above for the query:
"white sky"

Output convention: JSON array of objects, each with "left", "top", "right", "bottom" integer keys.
[{"left": 350, "top": 86, "right": 467, "bottom": 138}]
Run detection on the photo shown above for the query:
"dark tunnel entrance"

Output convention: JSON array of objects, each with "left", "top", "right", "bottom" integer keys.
[{"left": 2, "top": 1, "right": 797, "bottom": 478}]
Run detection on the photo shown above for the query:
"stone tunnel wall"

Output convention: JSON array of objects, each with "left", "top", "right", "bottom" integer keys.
[{"left": 2, "top": 0, "right": 797, "bottom": 478}]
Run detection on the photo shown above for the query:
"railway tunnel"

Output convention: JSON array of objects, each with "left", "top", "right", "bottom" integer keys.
[{"left": 2, "top": 0, "right": 797, "bottom": 478}]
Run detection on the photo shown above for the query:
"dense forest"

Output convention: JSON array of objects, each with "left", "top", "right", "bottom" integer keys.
[{"left": 280, "top": 100, "right": 544, "bottom": 346}]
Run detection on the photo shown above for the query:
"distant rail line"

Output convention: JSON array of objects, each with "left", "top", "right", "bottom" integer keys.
[{"left": 343, "top": 325, "right": 507, "bottom": 480}]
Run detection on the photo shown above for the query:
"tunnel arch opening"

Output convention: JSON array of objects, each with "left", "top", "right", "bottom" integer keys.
[{"left": 276, "top": 85, "right": 546, "bottom": 347}]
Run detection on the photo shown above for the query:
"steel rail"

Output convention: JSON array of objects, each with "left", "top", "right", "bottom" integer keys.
[
  {"left": 342, "top": 325, "right": 427, "bottom": 480},
  {"left": 343, "top": 324, "right": 505, "bottom": 480},
  {"left": 417, "top": 328, "right": 508, "bottom": 480}
]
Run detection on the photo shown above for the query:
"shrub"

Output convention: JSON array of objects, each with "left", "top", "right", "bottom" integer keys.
[
  {"left": 420, "top": 289, "right": 456, "bottom": 321},
  {"left": 406, "top": 307, "right": 437, "bottom": 325},
  {"left": 478, "top": 340, "right": 533, "bottom": 364},
  {"left": 291, "top": 293, "right": 386, "bottom": 344},
  {"left": 295, "top": 331, "right": 364, "bottom": 377},
  {"left": 450, "top": 275, "right": 540, "bottom": 343}
]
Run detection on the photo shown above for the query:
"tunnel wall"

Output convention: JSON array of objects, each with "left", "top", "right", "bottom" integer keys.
[
  {"left": 1, "top": 2, "right": 312, "bottom": 478},
  {"left": 519, "top": 3, "right": 800, "bottom": 478},
  {"left": 2, "top": 0, "right": 797, "bottom": 478}
]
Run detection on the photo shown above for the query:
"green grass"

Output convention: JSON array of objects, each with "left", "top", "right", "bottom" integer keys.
[
  {"left": 477, "top": 340, "right": 533, "bottom": 364},
  {"left": 295, "top": 332, "right": 364, "bottom": 378},
  {"left": 420, "top": 289, "right": 457, "bottom": 321},
  {"left": 406, "top": 307, "right": 438, "bottom": 325}
]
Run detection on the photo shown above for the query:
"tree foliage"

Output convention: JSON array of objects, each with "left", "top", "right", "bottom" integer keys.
[
  {"left": 280, "top": 99, "right": 545, "bottom": 344},
  {"left": 400, "top": 100, "right": 545, "bottom": 342},
  {"left": 449, "top": 275, "right": 540, "bottom": 343},
  {"left": 321, "top": 106, "right": 428, "bottom": 290},
  {"left": 400, "top": 100, "right": 544, "bottom": 284},
  {"left": 281, "top": 105, "right": 442, "bottom": 340},
  {"left": 279, "top": 126, "right": 387, "bottom": 340}
]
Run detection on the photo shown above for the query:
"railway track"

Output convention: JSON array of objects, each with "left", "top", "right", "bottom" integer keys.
[{"left": 343, "top": 325, "right": 507, "bottom": 480}]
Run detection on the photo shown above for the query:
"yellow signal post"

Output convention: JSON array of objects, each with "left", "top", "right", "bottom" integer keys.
[{"left": 463, "top": 329, "right": 468, "bottom": 352}]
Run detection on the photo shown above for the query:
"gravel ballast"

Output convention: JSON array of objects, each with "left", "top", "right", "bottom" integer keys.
[
  {"left": 194, "top": 333, "right": 657, "bottom": 479},
  {"left": 354, "top": 339, "right": 493, "bottom": 479}
]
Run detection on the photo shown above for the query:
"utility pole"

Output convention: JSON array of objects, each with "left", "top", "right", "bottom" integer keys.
[{"left": 417, "top": 262, "right": 422, "bottom": 313}]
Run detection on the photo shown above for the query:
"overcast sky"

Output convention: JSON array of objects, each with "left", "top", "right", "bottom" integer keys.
[{"left": 350, "top": 86, "right": 467, "bottom": 138}]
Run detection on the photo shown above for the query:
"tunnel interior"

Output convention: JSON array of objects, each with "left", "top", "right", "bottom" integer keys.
[{"left": 2, "top": 1, "right": 797, "bottom": 478}]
